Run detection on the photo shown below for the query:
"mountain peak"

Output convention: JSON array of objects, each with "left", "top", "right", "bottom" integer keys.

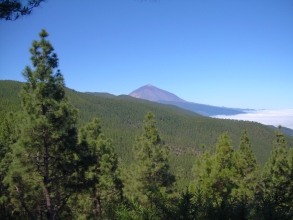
[{"left": 129, "top": 84, "right": 186, "bottom": 102}]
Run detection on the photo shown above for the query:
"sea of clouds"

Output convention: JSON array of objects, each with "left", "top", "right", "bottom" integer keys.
[{"left": 212, "top": 109, "right": 293, "bottom": 130}]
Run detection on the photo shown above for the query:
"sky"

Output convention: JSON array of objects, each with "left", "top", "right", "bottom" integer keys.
[{"left": 1, "top": 0, "right": 293, "bottom": 112}]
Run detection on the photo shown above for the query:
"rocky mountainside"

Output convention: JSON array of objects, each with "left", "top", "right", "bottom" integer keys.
[{"left": 129, "top": 84, "right": 186, "bottom": 102}]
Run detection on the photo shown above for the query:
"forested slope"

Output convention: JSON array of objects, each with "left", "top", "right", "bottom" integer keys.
[{"left": 1, "top": 80, "right": 293, "bottom": 167}]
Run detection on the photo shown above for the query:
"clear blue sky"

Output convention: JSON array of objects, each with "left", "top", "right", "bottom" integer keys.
[{"left": 1, "top": 0, "right": 292, "bottom": 109}]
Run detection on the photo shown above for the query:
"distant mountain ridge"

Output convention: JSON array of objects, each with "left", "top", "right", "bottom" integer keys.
[
  {"left": 159, "top": 100, "right": 248, "bottom": 116},
  {"left": 129, "top": 84, "right": 186, "bottom": 102},
  {"left": 129, "top": 84, "right": 249, "bottom": 116}
]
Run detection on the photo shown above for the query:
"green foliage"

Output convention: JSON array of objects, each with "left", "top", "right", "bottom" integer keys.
[
  {"left": 122, "top": 112, "right": 176, "bottom": 218},
  {"left": 3, "top": 29, "right": 93, "bottom": 219},
  {"left": 2, "top": 80, "right": 293, "bottom": 170},
  {"left": 237, "top": 130, "right": 258, "bottom": 174},
  {"left": 70, "top": 118, "right": 122, "bottom": 219},
  {"left": 256, "top": 126, "right": 293, "bottom": 219},
  {"left": 0, "top": 112, "right": 21, "bottom": 219},
  {"left": 0, "top": 81, "right": 293, "bottom": 174},
  {"left": 2, "top": 81, "right": 293, "bottom": 171},
  {"left": 191, "top": 133, "right": 236, "bottom": 201},
  {"left": 0, "top": 80, "right": 23, "bottom": 123},
  {"left": 268, "top": 125, "right": 293, "bottom": 137},
  {"left": 189, "top": 132, "right": 259, "bottom": 219}
]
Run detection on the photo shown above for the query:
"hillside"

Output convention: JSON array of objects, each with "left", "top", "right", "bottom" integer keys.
[
  {"left": 1, "top": 80, "right": 293, "bottom": 168},
  {"left": 268, "top": 125, "right": 293, "bottom": 137}
]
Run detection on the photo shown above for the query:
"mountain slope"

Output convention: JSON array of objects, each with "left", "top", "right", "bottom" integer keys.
[
  {"left": 268, "top": 125, "right": 293, "bottom": 137},
  {"left": 129, "top": 84, "right": 250, "bottom": 116},
  {"left": 1, "top": 80, "right": 293, "bottom": 167},
  {"left": 129, "top": 84, "right": 186, "bottom": 102}
]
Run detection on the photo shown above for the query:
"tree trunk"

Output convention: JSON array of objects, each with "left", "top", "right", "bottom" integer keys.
[
  {"left": 43, "top": 124, "right": 55, "bottom": 220},
  {"left": 96, "top": 195, "right": 102, "bottom": 220},
  {"left": 43, "top": 185, "right": 56, "bottom": 220}
]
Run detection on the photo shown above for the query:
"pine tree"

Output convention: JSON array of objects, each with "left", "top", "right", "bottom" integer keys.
[
  {"left": 190, "top": 133, "right": 243, "bottom": 219},
  {"left": 71, "top": 118, "right": 122, "bottom": 219},
  {"left": 257, "top": 126, "right": 293, "bottom": 219},
  {"left": 3, "top": 30, "right": 91, "bottom": 219},
  {"left": 122, "top": 112, "right": 175, "bottom": 218},
  {"left": 233, "top": 130, "right": 258, "bottom": 219},
  {"left": 237, "top": 130, "right": 258, "bottom": 176}
]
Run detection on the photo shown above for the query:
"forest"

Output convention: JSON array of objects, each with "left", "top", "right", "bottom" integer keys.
[{"left": 1, "top": 30, "right": 293, "bottom": 219}]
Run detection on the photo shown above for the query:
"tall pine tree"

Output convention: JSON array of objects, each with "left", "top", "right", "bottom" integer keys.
[{"left": 3, "top": 30, "right": 92, "bottom": 219}]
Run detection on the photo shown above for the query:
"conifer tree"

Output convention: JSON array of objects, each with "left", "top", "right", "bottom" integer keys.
[
  {"left": 208, "top": 133, "right": 238, "bottom": 219},
  {"left": 71, "top": 118, "right": 122, "bottom": 219},
  {"left": 238, "top": 130, "right": 257, "bottom": 170},
  {"left": 257, "top": 126, "right": 293, "bottom": 219},
  {"left": 3, "top": 30, "right": 91, "bottom": 219},
  {"left": 233, "top": 130, "right": 258, "bottom": 219},
  {"left": 123, "top": 112, "right": 175, "bottom": 218},
  {"left": 190, "top": 133, "right": 241, "bottom": 219}
]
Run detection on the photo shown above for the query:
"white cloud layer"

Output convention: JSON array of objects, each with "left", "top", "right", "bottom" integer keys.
[{"left": 212, "top": 109, "right": 293, "bottom": 130}]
